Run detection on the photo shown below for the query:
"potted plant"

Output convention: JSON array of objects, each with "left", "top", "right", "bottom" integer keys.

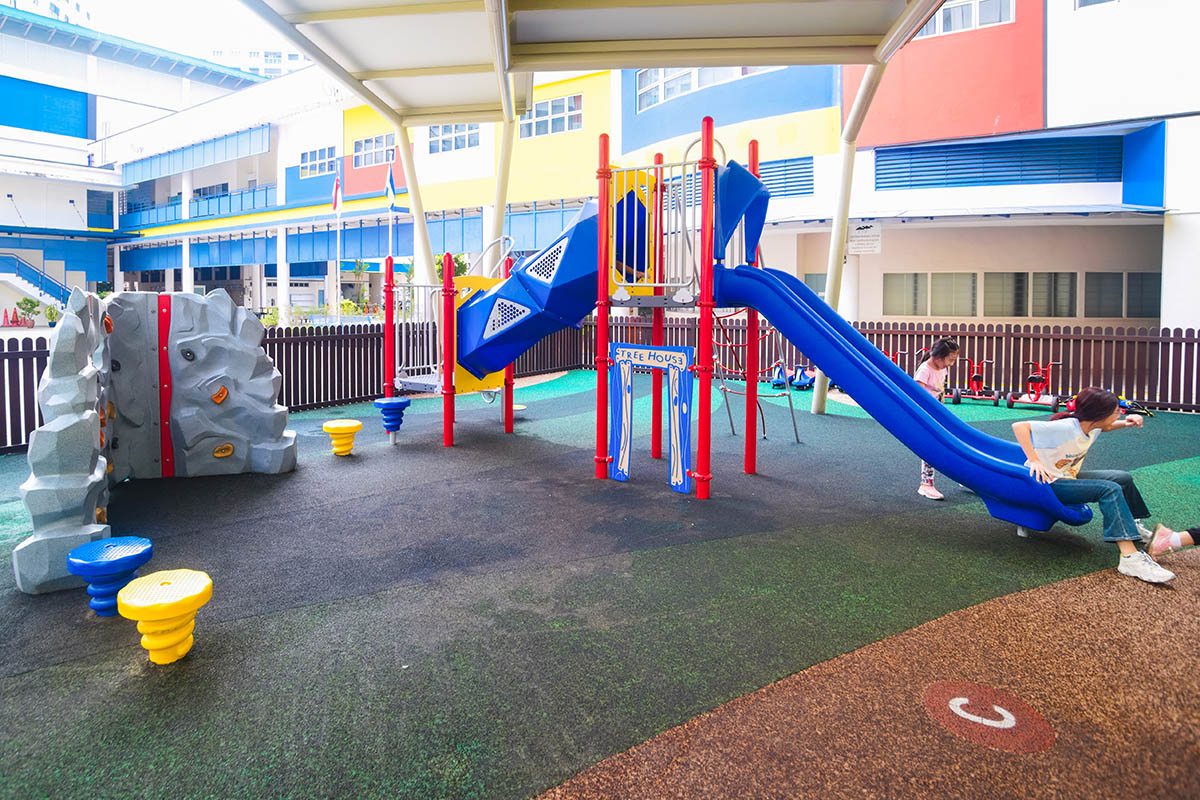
[
  {"left": 44, "top": 305, "right": 60, "bottom": 328},
  {"left": 16, "top": 298, "right": 41, "bottom": 328}
]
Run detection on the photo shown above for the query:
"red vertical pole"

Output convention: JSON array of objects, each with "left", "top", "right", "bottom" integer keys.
[
  {"left": 441, "top": 251, "right": 455, "bottom": 447},
  {"left": 695, "top": 117, "right": 716, "bottom": 499},
  {"left": 503, "top": 255, "right": 515, "bottom": 434},
  {"left": 383, "top": 255, "right": 395, "bottom": 398},
  {"left": 595, "top": 134, "right": 612, "bottom": 479},
  {"left": 651, "top": 152, "right": 665, "bottom": 460},
  {"left": 744, "top": 140, "right": 760, "bottom": 475},
  {"left": 156, "top": 293, "right": 175, "bottom": 478}
]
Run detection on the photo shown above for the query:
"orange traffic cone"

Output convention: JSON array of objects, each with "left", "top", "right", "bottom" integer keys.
[{"left": 2, "top": 309, "right": 9, "bottom": 326}]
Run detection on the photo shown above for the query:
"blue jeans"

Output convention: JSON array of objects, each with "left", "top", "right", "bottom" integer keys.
[{"left": 1050, "top": 470, "right": 1151, "bottom": 542}]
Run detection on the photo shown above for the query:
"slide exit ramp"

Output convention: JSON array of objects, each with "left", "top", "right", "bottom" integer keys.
[{"left": 713, "top": 265, "right": 1091, "bottom": 531}]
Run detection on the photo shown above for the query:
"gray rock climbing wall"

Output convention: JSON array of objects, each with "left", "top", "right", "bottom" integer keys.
[
  {"left": 13, "top": 289, "right": 111, "bottom": 594},
  {"left": 14, "top": 288, "right": 297, "bottom": 594},
  {"left": 166, "top": 289, "right": 296, "bottom": 476}
]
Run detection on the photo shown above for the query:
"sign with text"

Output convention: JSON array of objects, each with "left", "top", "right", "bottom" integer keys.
[{"left": 847, "top": 222, "right": 882, "bottom": 255}]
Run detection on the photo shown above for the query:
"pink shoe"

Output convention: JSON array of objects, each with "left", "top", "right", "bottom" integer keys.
[
  {"left": 1149, "top": 524, "right": 1177, "bottom": 559},
  {"left": 918, "top": 484, "right": 945, "bottom": 501}
]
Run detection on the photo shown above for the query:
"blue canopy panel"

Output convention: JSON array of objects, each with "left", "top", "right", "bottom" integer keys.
[
  {"left": 714, "top": 160, "right": 771, "bottom": 264},
  {"left": 456, "top": 202, "right": 600, "bottom": 379}
]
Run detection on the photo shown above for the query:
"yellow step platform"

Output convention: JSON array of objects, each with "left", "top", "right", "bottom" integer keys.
[
  {"left": 118, "top": 569, "right": 213, "bottom": 665},
  {"left": 322, "top": 419, "right": 364, "bottom": 456}
]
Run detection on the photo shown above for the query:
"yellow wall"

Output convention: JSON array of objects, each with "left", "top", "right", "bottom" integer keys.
[
  {"left": 618, "top": 106, "right": 842, "bottom": 168},
  {"left": 342, "top": 105, "right": 389, "bottom": 155},
  {"left": 506, "top": 71, "right": 611, "bottom": 204}
]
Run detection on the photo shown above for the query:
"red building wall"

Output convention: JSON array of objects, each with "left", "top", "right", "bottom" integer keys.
[
  {"left": 341, "top": 151, "right": 405, "bottom": 198},
  {"left": 844, "top": 0, "right": 1044, "bottom": 148}
]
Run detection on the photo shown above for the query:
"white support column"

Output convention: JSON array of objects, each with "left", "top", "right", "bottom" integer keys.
[
  {"left": 113, "top": 246, "right": 123, "bottom": 294},
  {"left": 253, "top": 263, "right": 266, "bottom": 311},
  {"left": 811, "top": 63, "right": 886, "bottom": 415},
  {"left": 489, "top": 116, "right": 516, "bottom": 250},
  {"left": 838, "top": 253, "right": 861, "bottom": 323},
  {"left": 111, "top": 190, "right": 119, "bottom": 230},
  {"left": 394, "top": 125, "right": 436, "bottom": 284},
  {"left": 276, "top": 225, "right": 291, "bottom": 326},
  {"left": 180, "top": 171, "right": 193, "bottom": 294},
  {"left": 164, "top": 248, "right": 175, "bottom": 292},
  {"left": 181, "top": 238, "right": 194, "bottom": 294},
  {"left": 327, "top": 260, "right": 338, "bottom": 314}
]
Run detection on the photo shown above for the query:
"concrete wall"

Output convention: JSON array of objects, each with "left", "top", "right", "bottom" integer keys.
[
  {"left": 0, "top": 174, "right": 88, "bottom": 229},
  {"left": 788, "top": 222, "right": 1163, "bottom": 327}
]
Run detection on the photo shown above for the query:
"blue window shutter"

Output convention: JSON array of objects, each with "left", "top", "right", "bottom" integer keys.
[{"left": 757, "top": 157, "right": 815, "bottom": 197}]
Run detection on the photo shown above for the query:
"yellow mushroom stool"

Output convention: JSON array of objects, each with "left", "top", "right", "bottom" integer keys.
[
  {"left": 322, "top": 419, "right": 364, "bottom": 456},
  {"left": 117, "top": 569, "right": 213, "bottom": 665}
]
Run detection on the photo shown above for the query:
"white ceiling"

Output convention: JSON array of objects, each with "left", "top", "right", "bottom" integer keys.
[{"left": 242, "top": 0, "right": 934, "bottom": 125}]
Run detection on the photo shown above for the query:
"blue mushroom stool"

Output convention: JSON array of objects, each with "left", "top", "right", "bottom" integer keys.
[
  {"left": 66, "top": 536, "right": 154, "bottom": 617},
  {"left": 374, "top": 397, "right": 412, "bottom": 445}
]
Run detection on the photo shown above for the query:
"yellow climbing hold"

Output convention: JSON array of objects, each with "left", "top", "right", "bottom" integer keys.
[
  {"left": 118, "top": 569, "right": 213, "bottom": 665},
  {"left": 322, "top": 419, "right": 364, "bottom": 456},
  {"left": 95, "top": 507, "right": 107, "bottom": 524},
  {"left": 213, "top": 443, "right": 234, "bottom": 458}
]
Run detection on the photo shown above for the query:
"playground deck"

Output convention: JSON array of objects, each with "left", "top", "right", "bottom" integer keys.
[{"left": 2, "top": 370, "right": 1197, "bottom": 799}]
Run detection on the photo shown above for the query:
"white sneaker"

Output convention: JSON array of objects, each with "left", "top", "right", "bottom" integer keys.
[
  {"left": 1135, "top": 521, "right": 1154, "bottom": 543},
  {"left": 1117, "top": 552, "right": 1175, "bottom": 584},
  {"left": 918, "top": 484, "right": 945, "bottom": 501},
  {"left": 1017, "top": 526, "right": 1031, "bottom": 538}
]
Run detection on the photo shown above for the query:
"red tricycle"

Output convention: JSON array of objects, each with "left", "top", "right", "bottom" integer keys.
[
  {"left": 1006, "top": 360, "right": 1061, "bottom": 412},
  {"left": 950, "top": 358, "right": 997, "bottom": 405}
]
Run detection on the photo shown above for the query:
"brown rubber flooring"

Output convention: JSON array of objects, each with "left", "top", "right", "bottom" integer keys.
[{"left": 541, "top": 548, "right": 1200, "bottom": 799}]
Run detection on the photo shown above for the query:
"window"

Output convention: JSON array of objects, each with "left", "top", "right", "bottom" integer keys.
[
  {"left": 249, "top": 51, "right": 260, "bottom": 59},
  {"left": 1076, "top": 0, "right": 1116, "bottom": 8},
  {"left": 984, "top": 272, "right": 1028, "bottom": 317},
  {"left": 264, "top": 52, "right": 282, "bottom": 64},
  {"left": 635, "top": 67, "right": 777, "bottom": 112},
  {"left": 914, "top": 0, "right": 1012, "bottom": 38},
  {"left": 803, "top": 273, "right": 827, "bottom": 300},
  {"left": 930, "top": 273, "right": 977, "bottom": 316},
  {"left": 248, "top": 67, "right": 260, "bottom": 75},
  {"left": 353, "top": 133, "right": 395, "bottom": 168},
  {"left": 288, "top": 53, "right": 300, "bottom": 61},
  {"left": 192, "top": 182, "right": 229, "bottom": 199},
  {"left": 883, "top": 273, "right": 928, "bottom": 316},
  {"left": 1084, "top": 272, "right": 1123, "bottom": 317},
  {"left": 519, "top": 95, "right": 583, "bottom": 139},
  {"left": 299, "top": 146, "right": 336, "bottom": 178},
  {"left": 212, "top": 50, "right": 223, "bottom": 58},
  {"left": 264, "top": 68, "right": 282, "bottom": 76},
  {"left": 1126, "top": 273, "right": 1161, "bottom": 318},
  {"left": 1032, "top": 272, "right": 1077, "bottom": 317},
  {"left": 428, "top": 124, "right": 480, "bottom": 154}
]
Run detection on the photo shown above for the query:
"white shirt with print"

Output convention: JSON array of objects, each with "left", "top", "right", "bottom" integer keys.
[{"left": 1026, "top": 417, "right": 1099, "bottom": 480}]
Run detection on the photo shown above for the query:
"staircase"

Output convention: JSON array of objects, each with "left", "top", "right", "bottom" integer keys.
[{"left": 0, "top": 253, "right": 71, "bottom": 305}]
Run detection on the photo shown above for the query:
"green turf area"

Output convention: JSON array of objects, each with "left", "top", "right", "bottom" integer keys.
[{"left": 3, "top": 370, "right": 1198, "bottom": 799}]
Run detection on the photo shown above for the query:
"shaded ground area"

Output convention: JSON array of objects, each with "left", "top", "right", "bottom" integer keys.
[
  {"left": 1, "top": 370, "right": 1197, "bottom": 799},
  {"left": 542, "top": 549, "right": 1200, "bottom": 799}
]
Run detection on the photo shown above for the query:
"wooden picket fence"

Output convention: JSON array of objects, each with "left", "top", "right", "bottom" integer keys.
[
  {"left": 0, "top": 336, "right": 48, "bottom": 454},
  {"left": 581, "top": 317, "right": 1200, "bottom": 413},
  {"left": 4, "top": 319, "right": 1197, "bottom": 454}
]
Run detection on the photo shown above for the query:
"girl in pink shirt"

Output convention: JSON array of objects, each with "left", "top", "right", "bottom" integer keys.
[{"left": 914, "top": 338, "right": 959, "bottom": 500}]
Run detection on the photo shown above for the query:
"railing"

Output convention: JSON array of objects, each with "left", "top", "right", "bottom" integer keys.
[
  {"left": 0, "top": 254, "right": 70, "bottom": 305},
  {"left": 119, "top": 185, "right": 277, "bottom": 229},
  {"left": 0, "top": 336, "right": 48, "bottom": 454}
]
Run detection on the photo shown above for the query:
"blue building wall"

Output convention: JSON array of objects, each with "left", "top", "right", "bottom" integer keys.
[
  {"left": 122, "top": 125, "right": 271, "bottom": 185},
  {"left": 0, "top": 74, "right": 91, "bottom": 138},
  {"left": 2, "top": 236, "right": 106, "bottom": 280},
  {"left": 1122, "top": 122, "right": 1166, "bottom": 208},
  {"left": 284, "top": 166, "right": 337, "bottom": 206},
  {"left": 619, "top": 66, "right": 839, "bottom": 154}
]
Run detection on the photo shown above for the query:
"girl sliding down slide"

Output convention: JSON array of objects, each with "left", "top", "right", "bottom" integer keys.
[{"left": 1011, "top": 387, "right": 1174, "bottom": 584}]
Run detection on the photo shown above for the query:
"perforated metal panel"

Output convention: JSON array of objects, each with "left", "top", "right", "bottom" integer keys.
[
  {"left": 523, "top": 239, "right": 567, "bottom": 284},
  {"left": 484, "top": 299, "right": 531, "bottom": 338}
]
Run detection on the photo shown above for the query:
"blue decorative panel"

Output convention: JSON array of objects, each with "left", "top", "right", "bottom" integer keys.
[
  {"left": 1122, "top": 122, "right": 1165, "bottom": 208},
  {"left": 284, "top": 165, "right": 338, "bottom": 206},
  {"left": 875, "top": 136, "right": 1124, "bottom": 191},
  {"left": 607, "top": 343, "right": 694, "bottom": 494},
  {"left": 0, "top": 75, "right": 89, "bottom": 138},
  {"left": 758, "top": 157, "right": 814, "bottom": 197},
  {"left": 123, "top": 125, "right": 271, "bottom": 185}
]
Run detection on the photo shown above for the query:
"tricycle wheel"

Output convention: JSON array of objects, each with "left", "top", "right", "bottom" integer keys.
[
  {"left": 1006, "top": 392, "right": 1015, "bottom": 409},
  {"left": 1050, "top": 396, "right": 1060, "bottom": 413},
  {"left": 952, "top": 388, "right": 962, "bottom": 405}
]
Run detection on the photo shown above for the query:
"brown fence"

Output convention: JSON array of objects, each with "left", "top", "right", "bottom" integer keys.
[
  {"left": 1, "top": 337, "right": 48, "bottom": 454},
  {"left": 4, "top": 319, "right": 1195, "bottom": 454},
  {"left": 581, "top": 318, "right": 1200, "bottom": 413}
]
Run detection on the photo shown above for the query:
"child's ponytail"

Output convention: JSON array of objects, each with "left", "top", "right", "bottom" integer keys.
[{"left": 1051, "top": 387, "right": 1119, "bottom": 422}]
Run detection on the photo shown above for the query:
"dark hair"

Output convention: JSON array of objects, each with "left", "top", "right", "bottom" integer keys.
[
  {"left": 1051, "top": 386, "right": 1119, "bottom": 422},
  {"left": 929, "top": 338, "right": 959, "bottom": 360}
]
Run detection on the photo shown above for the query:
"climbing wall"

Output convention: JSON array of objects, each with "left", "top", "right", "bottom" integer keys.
[{"left": 13, "top": 289, "right": 297, "bottom": 594}]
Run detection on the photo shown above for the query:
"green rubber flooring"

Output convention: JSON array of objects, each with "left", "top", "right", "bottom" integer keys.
[{"left": 2, "top": 370, "right": 1198, "bottom": 799}]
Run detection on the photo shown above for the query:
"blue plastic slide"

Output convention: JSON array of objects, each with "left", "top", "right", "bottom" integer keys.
[
  {"left": 457, "top": 203, "right": 601, "bottom": 379},
  {"left": 714, "top": 264, "right": 1091, "bottom": 531}
]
